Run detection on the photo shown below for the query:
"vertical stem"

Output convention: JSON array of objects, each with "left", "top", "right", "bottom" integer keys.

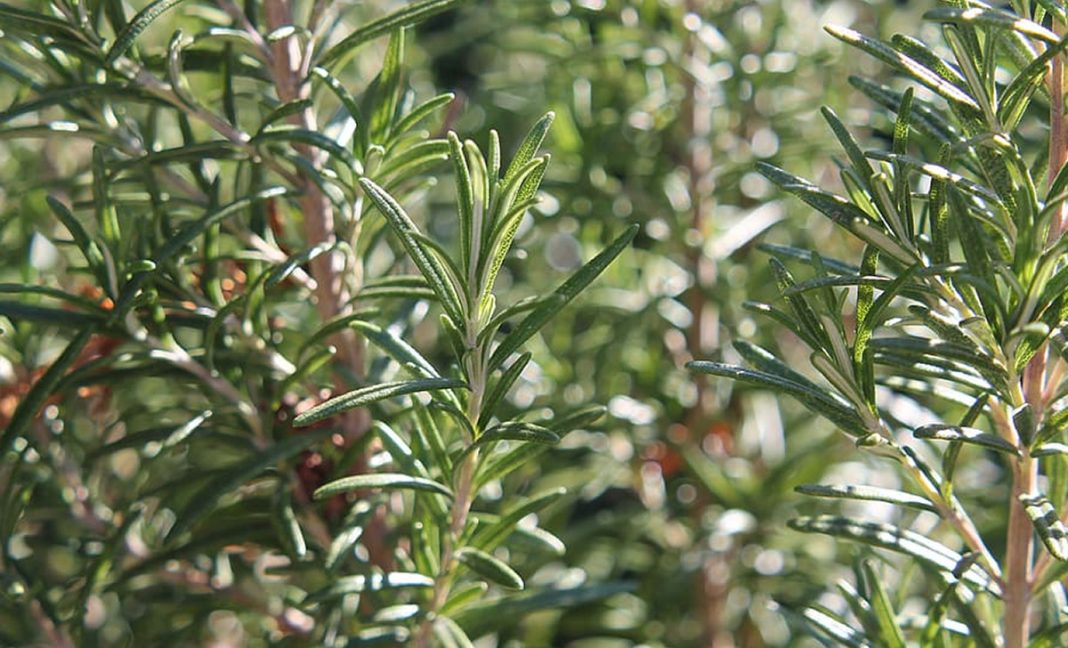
[
  {"left": 414, "top": 362, "right": 484, "bottom": 647},
  {"left": 262, "top": 0, "right": 383, "bottom": 564},
  {"left": 1009, "top": 24, "right": 1068, "bottom": 645},
  {"left": 679, "top": 4, "right": 723, "bottom": 647},
  {"left": 1004, "top": 453, "right": 1037, "bottom": 648}
]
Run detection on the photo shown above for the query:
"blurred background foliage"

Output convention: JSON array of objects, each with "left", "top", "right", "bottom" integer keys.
[
  {"left": 410, "top": 1, "right": 932, "bottom": 645},
  {"left": 0, "top": 0, "right": 938, "bottom": 646}
]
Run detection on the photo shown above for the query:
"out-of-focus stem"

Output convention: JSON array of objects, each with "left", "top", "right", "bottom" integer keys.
[
  {"left": 678, "top": 3, "right": 725, "bottom": 646},
  {"left": 262, "top": 0, "right": 383, "bottom": 566}
]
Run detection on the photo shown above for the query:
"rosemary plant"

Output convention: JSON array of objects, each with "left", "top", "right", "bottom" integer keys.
[
  {"left": 0, "top": 0, "right": 634, "bottom": 644},
  {"left": 692, "top": 3, "right": 1068, "bottom": 645}
]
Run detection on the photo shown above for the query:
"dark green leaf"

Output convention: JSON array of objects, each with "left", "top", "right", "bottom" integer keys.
[
  {"left": 166, "top": 428, "right": 333, "bottom": 540},
  {"left": 106, "top": 0, "right": 189, "bottom": 65},
  {"left": 319, "top": 0, "right": 464, "bottom": 68},
  {"left": 359, "top": 177, "right": 466, "bottom": 324},
  {"left": 456, "top": 547, "right": 524, "bottom": 590},
  {"left": 293, "top": 377, "right": 464, "bottom": 426},
  {"left": 313, "top": 472, "right": 453, "bottom": 499},
  {"left": 1, "top": 328, "right": 92, "bottom": 453}
]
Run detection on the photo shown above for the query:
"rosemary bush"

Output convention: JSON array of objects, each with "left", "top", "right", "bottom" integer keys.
[
  {"left": 692, "top": 2, "right": 1068, "bottom": 645},
  {"left": 443, "top": 1, "right": 922, "bottom": 643},
  {"left": 0, "top": 0, "right": 635, "bottom": 644}
]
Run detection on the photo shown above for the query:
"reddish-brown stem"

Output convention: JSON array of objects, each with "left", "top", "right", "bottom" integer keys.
[
  {"left": 1007, "top": 26, "right": 1068, "bottom": 646},
  {"left": 1005, "top": 453, "right": 1037, "bottom": 648},
  {"left": 262, "top": 0, "right": 384, "bottom": 566}
]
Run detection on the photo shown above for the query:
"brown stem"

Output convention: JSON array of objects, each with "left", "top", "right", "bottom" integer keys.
[
  {"left": 1019, "top": 20, "right": 1068, "bottom": 630},
  {"left": 262, "top": 0, "right": 384, "bottom": 568},
  {"left": 1004, "top": 453, "right": 1037, "bottom": 648},
  {"left": 678, "top": 3, "right": 723, "bottom": 646}
]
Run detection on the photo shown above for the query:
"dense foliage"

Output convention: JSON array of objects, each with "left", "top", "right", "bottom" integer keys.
[
  {"left": 693, "top": 2, "right": 1068, "bottom": 646},
  {"left": 10, "top": 0, "right": 1068, "bottom": 646}
]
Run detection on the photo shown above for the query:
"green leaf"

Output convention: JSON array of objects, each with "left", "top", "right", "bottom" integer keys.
[
  {"left": 924, "top": 7, "right": 1060, "bottom": 44},
  {"left": 393, "top": 92, "right": 454, "bottom": 136},
  {"left": 369, "top": 28, "right": 405, "bottom": 142},
  {"left": 795, "top": 484, "right": 936, "bottom": 513},
  {"left": 110, "top": 142, "right": 246, "bottom": 169},
  {"left": 293, "top": 377, "right": 464, "bottom": 426},
  {"left": 510, "top": 525, "right": 565, "bottom": 556},
  {"left": 314, "top": 472, "right": 453, "bottom": 499},
  {"left": 822, "top": 106, "right": 873, "bottom": 187},
  {"left": 860, "top": 560, "right": 907, "bottom": 648},
  {"left": 258, "top": 98, "right": 314, "bottom": 133},
  {"left": 1033, "top": 443, "right": 1068, "bottom": 458},
  {"left": 866, "top": 151, "right": 1001, "bottom": 205},
  {"left": 849, "top": 76, "right": 961, "bottom": 145},
  {"left": 106, "top": 0, "right": 189, "bottom": 65},
  {"left": 799, "top": 607, "right": 870, "bottom": 648},
  {"left": 480, "top": 159, "right": 547, "bottom": 301},
  {"left": 757, "top": 162, "right": 871, "bottom": 229},
  {"left": 456, "top": 547, "right": 524, "bottom": 590},
  {"left": 503, "top": 112, "right": 554, "bottom": 184},
  {"left": 309, "top": 571, "right": 435, "bottom": 601},
  {"left": 476, "top": 421, "right": 559, "bottom": 446},
  {"left": 348, "top": 320, "right": 439, "bottom": 378},
  {"left": 1020, "top": 493, "right": 1068, "bottom": 561},
  {"left": 0, "top": 3, "right": 96, "bottom": 54},
  {"left": 433, "top": 616, "right": 475, "bottom": 648},
  {"left": 488, "top": 224, "right": 638, "bottom": 369},
  {"left": 0, "top": 84, "right": 164, "bottom": 123},
  {"left": 441, "top": 582, "right": 489, "bottom": 616},
  {"left": 87, "top": 411, "right": 212, "bottom": 460},
  {"left": 359, "top": 177, "right": 466, "bottom": 324},
  {"left": 474, "top": 443, "right": 549, "bottom": 490},
  {"left": 166, "top": 428, "right": 333, "bottom": 540},
  {"left": 999, "top": 34, "right": 1068, "bottom": 129},
  {"left": 788, "top": 515, "right": 998, "bottom": 594},
  {"left": 1, "top": 328, "right": 92, "bottom": 453},
  {"left": 913, "top": 424, "right": 1018, "bottom": 455},
  {"left": 453, "top": 582, "right": 634, "bottom": 636},
  {"left": 265, "top": 241, "right": 335, "bottom": 287},
  {"left": 0, "top": 301, "right": 106, "bottom": 327},
  {"left": 478, "top": 352, "right": 531, "bottom": 430},
  {"left": 472, "top": 488, "right": 565, "bottom": 552},
  {"left": 377, "top": 139, "right": 450, "bottom": 180},
  {"left": 688, "top": 361, "right": 867, "bottom": 436},
  {"left": 310, "top": 66, "right": 364, "bottom": 136},
  {"left": 449, "top": 132, "right": 476, "bottom": 269},
  {"left": 255, "top": 126, "right": 356, "bottom": 169},
  {"left": 272, "top": 486, "right": 306, "bottom": 559},
  {"left": 825, "top": 25, "right": 981, "bottom": 112},
  {"left": 319, "top": 0, "right": 464, "bottom": 68},
  {"left": 413, "top": 407, "right": 453, "bottom": 480}
]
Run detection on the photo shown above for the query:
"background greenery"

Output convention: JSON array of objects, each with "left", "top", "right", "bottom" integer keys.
[{"left": 0, "top": 0, "right": 988, "bottom": 646}]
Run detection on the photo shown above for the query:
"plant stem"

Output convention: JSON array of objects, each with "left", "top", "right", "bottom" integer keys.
[
  {"left": 1011, "top": 24, "right": 1068, "bottom": 643},
  {"left": 414, "top": 338, "right": 486, "bottom": 646},
  {"left": 678, "top": 4, "right": 727, "bottom": 645},
  {"left": 997, "top": 379, "right": 1035, "bottom": 647},
  {"left": 1005, "top": 453, "right": 1037, "bottom": 648},
  {"left": 262, "top": 0, "right": 387, "bottom": 570}
]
